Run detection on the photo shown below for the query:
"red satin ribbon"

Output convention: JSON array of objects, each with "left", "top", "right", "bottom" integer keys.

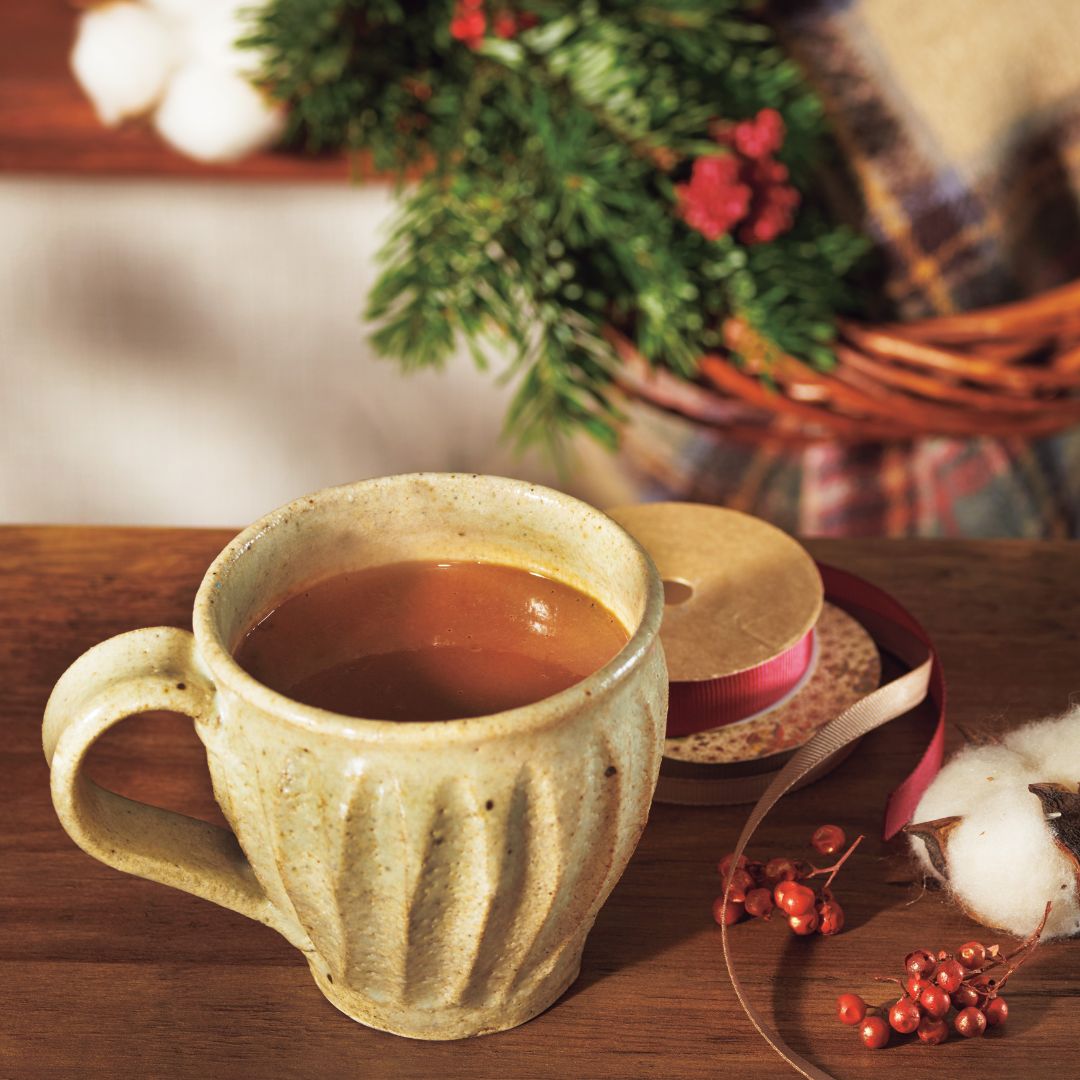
[
  {"left": 816, "top": 563, "right": 946, "bottom": 840},
  {"left": 666, "top": 629, "right": 816, "bottom": 737}
]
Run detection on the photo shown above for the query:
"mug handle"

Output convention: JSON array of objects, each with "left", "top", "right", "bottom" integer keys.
[{"left": 43, "top": 626, "right": 302, "bottom": 946}]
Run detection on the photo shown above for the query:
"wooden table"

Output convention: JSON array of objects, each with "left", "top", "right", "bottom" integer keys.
[{"left": 4, "top": 527, "right": 1079, "bottom": 1078}]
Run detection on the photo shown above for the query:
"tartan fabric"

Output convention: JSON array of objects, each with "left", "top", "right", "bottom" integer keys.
[{"left": 614, "top": 0, "right": 1080, "bottom": 537}]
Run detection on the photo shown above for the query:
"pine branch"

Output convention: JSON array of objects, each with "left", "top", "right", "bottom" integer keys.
[{"left": 249, "top": 0, "right": 870, "bottom": 450}]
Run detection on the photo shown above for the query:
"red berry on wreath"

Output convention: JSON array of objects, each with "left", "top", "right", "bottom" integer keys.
[
  {"left": 810, "top": 824, "right": 846, "bottom": 856},
  {"left": 859, "top": 1015, "right": 890, "bottom": 1050},
  {"left": 917, "top": 1015, "right": 950, "bottom": 1045},
  {"left": 985, "top": 996, "right": 1008, "bottom": 1028},
  {"left": 675, "top": 156, "right": 752, "bottom": 242},
  {"left": 888, "top": 998, "right": 921, "bottom": 1035},
  {"left": 449, "top": 1, "right": 487, "bottom": 49},
  {"left": 836, "top": 993, "right": 866, "bottom": 1025},
  {"left": 730, "top": 108, "right": 786, "bottom": 160},
  {"left": 492, "top": 10, "right": 518, "bottom": 37},
  {"left": 954, "top": 1006, "right": 988, "bottom": 1039}
]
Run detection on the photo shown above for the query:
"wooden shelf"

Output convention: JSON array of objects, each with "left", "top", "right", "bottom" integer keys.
[{"left": 0, "top": 0, "right": 353, "bottom": 180}]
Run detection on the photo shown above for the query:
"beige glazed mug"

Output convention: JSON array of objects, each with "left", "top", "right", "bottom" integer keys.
[{"left": 43, "top": 474, "right": 668, "bottom": 1040}]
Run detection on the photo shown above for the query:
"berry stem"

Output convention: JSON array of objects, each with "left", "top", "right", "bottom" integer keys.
[
  {"left": 807, "top": 834, "right": 864, "bottom": 891},
  {"left": 990, "top": 901, "right": 1052, "bottom": 992}
]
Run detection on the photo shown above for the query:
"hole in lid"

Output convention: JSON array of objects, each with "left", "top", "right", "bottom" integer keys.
[{"left": 663, "top": 579, "right": 694, "bottom": 606}]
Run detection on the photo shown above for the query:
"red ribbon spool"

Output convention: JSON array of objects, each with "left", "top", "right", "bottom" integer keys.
[{"left": 665, "top": 629, "right": 816, "bottom": 737}]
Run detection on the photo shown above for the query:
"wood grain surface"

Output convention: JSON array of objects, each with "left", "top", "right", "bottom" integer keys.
[
  {"left": 0, "top": 0, "right": 353, "bottom": 179},
  {"left": 3, "top": 526, "right": 1079, "bottom": 1078}
]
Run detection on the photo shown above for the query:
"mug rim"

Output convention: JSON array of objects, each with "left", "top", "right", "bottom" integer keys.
[{"left": 192, "top": 473, "right": 666, "bottom": 743}]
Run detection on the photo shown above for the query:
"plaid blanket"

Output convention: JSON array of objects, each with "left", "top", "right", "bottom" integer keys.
[{"left": 615, "top": 0, "right": 1080, "bottom": 537}]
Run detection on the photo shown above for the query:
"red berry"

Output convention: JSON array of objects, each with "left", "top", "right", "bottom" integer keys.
[
  {"left": 718, "top": 853, "right": 748, "bottom": 877},
  {"left": 905, "top": 974, "right": 930, "bottom": 1000},
  {"left": 764, "top": 856, "right": 800, "bottom": 886},
  {"left": 817, "top": 898, "right": 845, "bottom": 936},
  {"left": 493, "top": 10, "right": 518, "bottom": 37},
  {"left": 731, "top": 108, "right": 786, "bottom": 160},
  {"left": 836, "top": 993, "right": 866, "bottom": 1025},
  {"left": 985, "top": 996, "right": 1008, "bottom": 1028},
  {"left": 919, "top": 985, "right": 951, "bottom": 1019},
  {"left": 889, "top": 998, "right": 921, "bottom": 1035},
  {"left": 788, "top": 910, "right": 819, "bottom": 935},
  {"left": 934, "top": 958, "right": 965, "bottom": 994},
  {"left": 859, "top": 1015, "right": 890, "bottom": 1050},
  {"left": 729, "top": 867, "right": 755, "bottom": 894},
  {"left": 952, "top": 983, "right": 980, "bottom": 1009},
  {"left": 712, "top": 895, "right": 744, "bottom": 927},
  {"left": 449, "top": 6, "right": 487, "bottom": 46},
  {"left": 917, "top": 1015, "right": 950, "bottom": 1045},
  {"left": 954, "top": 1006, "right": 987, "bottom": 1038},
  {"left": 773, "top": 880, "right": 798, "bottom": 908},
  {"left": 780, "top": 883, "right": 816, "bottom": 917},
  {"left": 744, "top": 887, "right": 774, "bottom": 919},
  {"left": 903, "top": 949, "right": 936, "bottom": 978},
  {"left": 957, "top": 941, "right": 987, "bottom": 969},
  {"left": 810, "top": 824, "right": 846, "bottom": 856}
]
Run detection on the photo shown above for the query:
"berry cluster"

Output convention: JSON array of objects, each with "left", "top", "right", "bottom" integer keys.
[
  {"left": 450, "top": 0, "right": 537, "bottom": 49},
  {"left": 836, "top": 903, "right": 1051, "bottom": 1051},
  {"left": 713, "top": 825, "right": 861, "bottom": 937},
  {"left": 677, "top": 108, "right": 801, "bottom": 245}
]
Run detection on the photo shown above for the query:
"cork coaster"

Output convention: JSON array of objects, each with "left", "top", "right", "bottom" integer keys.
[{"left": 606, "top": 503, "right": 822, "bottom": 683}]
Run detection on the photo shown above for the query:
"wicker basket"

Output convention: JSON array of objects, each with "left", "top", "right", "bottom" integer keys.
[{"left": 611, "top": 279, "right": 1080, "bottom": 446}]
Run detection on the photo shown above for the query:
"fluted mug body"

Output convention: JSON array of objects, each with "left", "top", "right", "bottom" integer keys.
[{"left": 44, "top": 474, "right": 668, "bottom": 1040}]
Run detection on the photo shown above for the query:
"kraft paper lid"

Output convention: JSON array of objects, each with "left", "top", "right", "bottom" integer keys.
[{"left": 606, "top": 503, "right": 823, "bottom": 684}]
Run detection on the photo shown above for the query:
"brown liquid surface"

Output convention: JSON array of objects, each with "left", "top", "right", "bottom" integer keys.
[{"left": 234, "top": 561, "right": 629, "bottom": 722}]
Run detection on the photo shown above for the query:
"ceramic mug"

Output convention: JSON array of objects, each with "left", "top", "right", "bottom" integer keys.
[{"left": 43, "top": 474, "right": 668, "bottom": 1040}]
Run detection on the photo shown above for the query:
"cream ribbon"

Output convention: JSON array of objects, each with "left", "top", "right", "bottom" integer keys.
[{"left": 720, "top": 622, "right": 934, "bottom": 1077}]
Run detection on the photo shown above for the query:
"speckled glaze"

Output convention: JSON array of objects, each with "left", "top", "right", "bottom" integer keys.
[{"left": 42, "top": 474, "right": 668, "bottom": 1040}]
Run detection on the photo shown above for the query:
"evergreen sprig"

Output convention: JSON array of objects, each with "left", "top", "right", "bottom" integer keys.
[{"left": 247, "top": 0, "right": 869, "bottom": 451}]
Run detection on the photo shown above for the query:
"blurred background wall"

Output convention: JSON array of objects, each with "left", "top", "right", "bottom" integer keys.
[{"left": 0, "top": 176, "right": 575, "bottom": 526}]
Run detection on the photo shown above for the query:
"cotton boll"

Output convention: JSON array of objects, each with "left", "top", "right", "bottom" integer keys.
[
  {"left": 1003, "top": 707, "right": 1080, "bottom": 782},
  {"left": 144, "top": 0, "right": 217, "bottom": 16},
  {"left": 946, "top": 786, "right": 1080, "bottom": 939},
  {"left": 188, "top": 0, "right": 272, "bottom": 77},
  {"left": 908, "top": 710, "right": 1080, "bottom": 940},
  {"left": 912, "top": 744, "right": 1032, "bottom": 827},
  {"left": 153, "top": 64, "right": 285, "bottom": 163},
  {"left": 71, "top": 2, "right": 177, "bottom": 125},
  {"left": 908, "top": 743, "right": 1031, "bottom": 882}
]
